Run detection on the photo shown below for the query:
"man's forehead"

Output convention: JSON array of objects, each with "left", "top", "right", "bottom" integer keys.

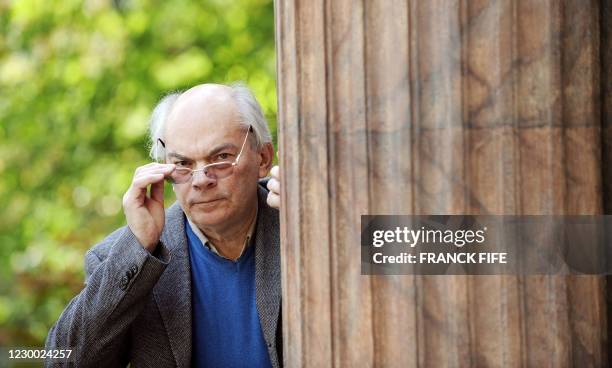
[
  {"left": 166, "top": 115, "right": 242, "bottom": 137},
  {"left": 164, "top": 86, "right": 242, "bottom": 136},
  {"left": 164, "top": 119, "right": 244, "bottom": 149}
]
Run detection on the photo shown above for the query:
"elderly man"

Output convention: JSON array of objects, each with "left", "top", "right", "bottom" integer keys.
[{"left": 45, "top": 83, "right": 282, "bottom": 367}]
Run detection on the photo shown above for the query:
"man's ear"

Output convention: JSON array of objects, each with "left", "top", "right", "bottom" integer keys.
[{"left": 257, "top": 142, "right": 274, "bottom": 178}]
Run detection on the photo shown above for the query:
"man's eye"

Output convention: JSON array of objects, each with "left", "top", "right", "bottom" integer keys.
[
  {"left": 217, "top": 153, "right": 232, "bottom": 160},
  {"left": 175, "top": 161, "right": 189, "bottom": 167}
]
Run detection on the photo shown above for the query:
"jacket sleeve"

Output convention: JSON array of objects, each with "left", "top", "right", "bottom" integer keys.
[{"left": 44, "top": 226, "right": 171, "bottom": 367}]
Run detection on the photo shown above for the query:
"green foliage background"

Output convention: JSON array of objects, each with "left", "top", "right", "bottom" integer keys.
[{"left": 0, "top": 0, "right": 276, "bottom": 346}]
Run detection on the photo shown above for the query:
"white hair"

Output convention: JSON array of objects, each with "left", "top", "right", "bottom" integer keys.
[
  {"left": 147, "top": 82, "right": 272, "bottom": 161},
  {"left": 148, "top": 92, "right": 181, "bottom": 161},
  {"left": 229, "top": 82, "right": 272, "bottom": 148}
]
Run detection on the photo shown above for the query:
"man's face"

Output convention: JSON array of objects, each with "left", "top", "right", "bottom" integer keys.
[{"left": 162, "top": 87, "right": 266, "bottom": 232}]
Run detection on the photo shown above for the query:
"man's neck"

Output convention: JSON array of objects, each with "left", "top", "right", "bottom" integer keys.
[{"left": 199, "top": 200, "right": 258, "bottom": 261}]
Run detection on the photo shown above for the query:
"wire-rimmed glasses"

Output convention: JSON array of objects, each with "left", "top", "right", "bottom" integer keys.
[{"left": 157, "top": 125, "right": 253, "bottom": 184}]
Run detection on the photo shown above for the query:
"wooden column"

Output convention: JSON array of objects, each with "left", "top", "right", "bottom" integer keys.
[{"left": 275, "top": 0, "right": 608, "bottom": 367}]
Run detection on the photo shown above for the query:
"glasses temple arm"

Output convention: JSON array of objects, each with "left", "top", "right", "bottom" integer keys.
[{"left": 235, "top": 126, "right": 251, "bottom": 163}]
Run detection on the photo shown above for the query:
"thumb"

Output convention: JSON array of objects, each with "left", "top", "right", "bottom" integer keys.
[{"left": 150, "top": 180, "right": 165, "bottom": 204}]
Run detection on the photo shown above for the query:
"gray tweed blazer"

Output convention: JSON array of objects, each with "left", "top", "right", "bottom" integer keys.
[{"left": 45, "top": 183, "right": 282, "bottom": 367}]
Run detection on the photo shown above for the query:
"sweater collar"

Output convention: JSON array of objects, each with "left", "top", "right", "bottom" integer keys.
[{"left": 185, "top": 204, "right": 258, "bottom": 260}]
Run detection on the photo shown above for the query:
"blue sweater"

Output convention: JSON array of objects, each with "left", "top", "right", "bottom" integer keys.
[{"left": 186, "top": 219, "right": 272, "bottom": 368}]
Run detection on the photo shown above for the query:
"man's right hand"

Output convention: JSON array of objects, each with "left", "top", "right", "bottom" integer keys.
[{"left": 122, "top": 163, "right": 175, "bottom": 253}]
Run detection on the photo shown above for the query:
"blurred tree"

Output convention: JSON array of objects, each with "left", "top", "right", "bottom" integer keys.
[{"left": 0, "top": 0, "right": 276, "bottom": 346}]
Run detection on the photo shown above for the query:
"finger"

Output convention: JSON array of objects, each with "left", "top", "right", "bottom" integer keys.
[
  {"left": 150, "top": 179, "right": 165, "bottom": 204},
  {"left": 267, "top": 177, "right": 280, "bottom": 194},
  {"left": 132, "top": 173, "right": 165, "bottom": 189},
  {"left": 134, "top": 162, "right": 161, "bottom": 174},
  {"left": 136, "top": 163, "right": 175, "bottom": 175},
  {"left": 267, "top": 193, "right": 280, "bottom": 209},
  {"left": 136, "top": 166, "right": 175, "bottom": 178},
  {"left": 270, "top": 165, "right": 280, "bottom": 179}
]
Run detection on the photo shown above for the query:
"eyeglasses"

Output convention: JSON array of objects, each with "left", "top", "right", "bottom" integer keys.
[{"left": 157, "top": 125, "right": 253, "bottom": 184}]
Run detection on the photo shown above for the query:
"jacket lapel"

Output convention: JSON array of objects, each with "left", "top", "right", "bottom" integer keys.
[
  {"left": 254, "top": 186, "right": 282, "bottom": 347},
  {"left": 154, "top": 203, "right": 192, "bottom": 368}
]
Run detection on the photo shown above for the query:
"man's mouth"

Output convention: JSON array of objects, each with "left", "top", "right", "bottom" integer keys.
[{"left": 192, "top": 198, "right": 224, "bottom": 206}]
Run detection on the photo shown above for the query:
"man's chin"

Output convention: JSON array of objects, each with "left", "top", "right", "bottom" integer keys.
[{"left": 188, "top": 206, "right": 228, "bottom": 228}]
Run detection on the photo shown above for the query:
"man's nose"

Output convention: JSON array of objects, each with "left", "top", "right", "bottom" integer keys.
[{"left": 191, "top": 169, "right": 217, "bottom": 188}]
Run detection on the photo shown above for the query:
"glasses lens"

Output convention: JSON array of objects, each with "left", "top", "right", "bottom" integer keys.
[
  {"left": 207, "top": 162, "right": 234, "bottom": 179},
  {"left": 166, "top": 163, "right": 235, "bottom": 184},
  {"left": 168, "top": 168, "right": 192, "bottom": 184}
]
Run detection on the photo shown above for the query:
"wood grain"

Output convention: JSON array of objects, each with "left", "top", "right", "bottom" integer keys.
[{"left": 275, "top": 0, "right": 608, "bottom": 366}]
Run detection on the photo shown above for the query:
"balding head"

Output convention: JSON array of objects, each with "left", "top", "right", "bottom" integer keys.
[
  {"left": 148, "top": 82, "right": 272, "bottom": 161},
  {"left": 167, "top": 84, "right": 236, "bottom": 133},
  {"left": 165, "top": 84, "right": 241, "bottom": 143}
]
